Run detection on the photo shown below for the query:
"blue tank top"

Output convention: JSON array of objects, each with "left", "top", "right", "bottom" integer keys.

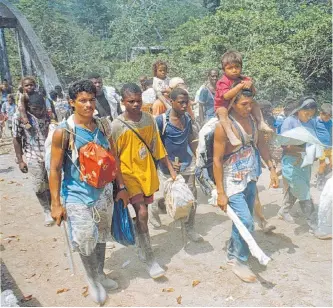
[{"left": 60, "top": 123, "right": 110, "bottom": 206}]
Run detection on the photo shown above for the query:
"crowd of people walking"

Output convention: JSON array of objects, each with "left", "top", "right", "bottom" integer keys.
[{"left": 0, "top": 49, "right": 331, "bottom": 305}]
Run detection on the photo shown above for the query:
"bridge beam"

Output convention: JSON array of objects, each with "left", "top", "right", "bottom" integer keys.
[
  {"left": 15, "top": 29, "right": 33, "bottom": 77},
  {"left": 0, "top": 28, "right": 12, "bottom": 84},
  {"left": 0, "top": 0, "right": 61, "bottom": 93}
]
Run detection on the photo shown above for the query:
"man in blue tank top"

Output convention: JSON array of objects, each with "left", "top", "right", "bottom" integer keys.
[{"left": 49, "top": 79, "right": 129, "bottom": 305}]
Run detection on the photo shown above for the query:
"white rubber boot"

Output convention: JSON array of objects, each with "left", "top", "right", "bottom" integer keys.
[{"left": 138, "top": 232, "right": 165, "bottom": 279}]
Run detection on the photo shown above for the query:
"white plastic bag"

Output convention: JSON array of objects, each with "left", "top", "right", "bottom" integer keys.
[
  {"left": 227, "top": 206, "right": 271, "bottom": 265},
  {"left": 208, "top": 190, "right": 271, "bottom": 265},
  {"left": 317, "top": 177, "right": 332, "bottom": 235},
  {"left": 163, "top": 175, "right": 194, "bottom": 220}
]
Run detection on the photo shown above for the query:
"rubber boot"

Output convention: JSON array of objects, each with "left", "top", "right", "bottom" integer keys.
[
  {"left": 299, "top": 200, "right": 317, "bottom": 231},
  {"left": 134, "top": 224, "right": 146, "bottom": 262},
  {"left": 137, "top": 232, "right": 165, "bottom": 279},
  {"left": 183, "top": 204, "right": 203, "bottom": 242},
  {"left": 36, "top": 190, "right": 55, "bottom": 227},
  {"left": 316, "top": 174, "right": 326, "bottom": 191},
  {"left": 80, "top": 251, "right": 107, "bottom": 304},
  {"left": 148, "top": 200, "right": 162, "bottom": 228},
  {"left": 95, "top": 243, "right": 118, "bottom": 290}
]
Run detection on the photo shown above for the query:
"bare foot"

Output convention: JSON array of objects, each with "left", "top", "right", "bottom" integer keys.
[
  {"left": 258, "top": 219, "right": 276, "bottom": 233},
  {"left": 232, "top": 261, "right": 256, "bottom": 283}
]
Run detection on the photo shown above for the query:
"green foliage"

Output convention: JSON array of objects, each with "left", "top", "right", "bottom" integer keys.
[
  {"left": 4, "top": 0, "right": 332, "bottom": 105},
  {"left": 113, "top": 0, "right": 332, "bottom": 105}
]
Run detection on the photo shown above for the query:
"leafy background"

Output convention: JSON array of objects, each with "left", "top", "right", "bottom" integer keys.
[{"left": 4, "top": 0, "right": 332, "bottom": 106}]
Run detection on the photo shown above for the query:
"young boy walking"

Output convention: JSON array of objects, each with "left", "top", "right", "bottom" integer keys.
[
  {"left": 50, "top": 79, "right": 129, "bottom": 304},
  {"left": 111, "top": 83, "right": 176, "bottom": 279},
  {"left": 214, "top": 50, "right": 273, "bottom": 146},
  {"left": 152, "top": 88, "right": 203, "bottom": 242}
]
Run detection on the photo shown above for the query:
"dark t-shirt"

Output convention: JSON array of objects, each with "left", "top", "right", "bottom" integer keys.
[{"left": 96, "top": 93, "right": 111, "bottom": 118}]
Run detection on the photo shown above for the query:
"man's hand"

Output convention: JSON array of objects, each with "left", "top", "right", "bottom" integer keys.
[
  {"left": 116, "top": 189, "right": 129, "bottom": 207},
  {"left": 51, "top": 204, "right": 67, "bottom": 226},
  {"left": 217, "top": 192, "right": 228, "bottom": 212},
  {"left": 241, "top": 80, "right": 253, "bottom": 89},
  {"left": 18, "top": 161, "right": 28, "bottom": 173},
  {"left": 171, "top": 160, "right": 181, "bottom": 173},
  {"left": 170, "top": 168, "right": 177, "bottom": 181},
  {"left": 269, "top": 169, "right": 279, "bottom": 188}
]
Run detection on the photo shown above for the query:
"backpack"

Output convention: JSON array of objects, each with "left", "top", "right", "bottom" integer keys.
[
  {"left": 45, "top": 116, "right": 117, "bottom": 188},
  {"left": 195, "top": 115, "right": 256, "bottom": 195}
]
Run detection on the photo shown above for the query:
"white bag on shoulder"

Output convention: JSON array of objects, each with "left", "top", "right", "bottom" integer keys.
[{"left": 164, "top": 175, "right": 194, "bottom": 220}]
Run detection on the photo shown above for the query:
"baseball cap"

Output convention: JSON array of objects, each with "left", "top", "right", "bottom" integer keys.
[{"left": 169, "top": 77, "right": 185, "bottom": 89}]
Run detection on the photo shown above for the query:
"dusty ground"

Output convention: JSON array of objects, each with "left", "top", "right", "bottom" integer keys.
[{"left": 0, "top": 142, "right": 332, "bottom": 307}]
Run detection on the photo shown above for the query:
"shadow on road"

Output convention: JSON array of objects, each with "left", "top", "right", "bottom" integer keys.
[
  {"left": 1, "top": 259, "right": 42, "bottom": 307},
  {"left": 105, "top": 210, "right": 223, "bottom": 292},
  {"left": 0, "top": 166, "right": 14, "bottom": 174}
]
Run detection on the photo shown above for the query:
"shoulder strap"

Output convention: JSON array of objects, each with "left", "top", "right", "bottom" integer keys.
[
  {"left": 228, "top": 115, "right": 245, "bottom": 146},
  {"left": 162, "top": 113, "right": 167, "bottom": 136},
  {"left": 61, "top": 121, "right": 75, "bottom": 151},
  {"left": 117, "top": 118, "right": 155, "bottom": 159},
  {"left": 249, "top": 115, "right": 257, "bottom": 144}
]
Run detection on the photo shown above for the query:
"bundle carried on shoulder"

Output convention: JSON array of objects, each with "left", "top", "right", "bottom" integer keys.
[
  {"left": 195, "top": 117, "right": 219, "bottom": 196},
  {"left": 164, "top": 175, "right": 194, "bottom": 220}
]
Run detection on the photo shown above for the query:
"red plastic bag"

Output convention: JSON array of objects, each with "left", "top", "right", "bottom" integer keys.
[{"left": 79, "top": 142, "right": 117, "bottom": 188}]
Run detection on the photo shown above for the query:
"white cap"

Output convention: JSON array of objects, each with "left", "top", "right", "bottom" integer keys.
[{"left": 169, "top": 77, "right": 185, "bottom": 89}]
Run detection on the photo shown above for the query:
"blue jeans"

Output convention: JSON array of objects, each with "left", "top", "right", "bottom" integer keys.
[{"left": 227, "top": 181, "right": 256, "bottom": 263}]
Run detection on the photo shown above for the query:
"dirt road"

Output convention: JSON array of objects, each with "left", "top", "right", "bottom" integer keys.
[{"left": 0, "top": 147, "right": 332, "bottom": 307}]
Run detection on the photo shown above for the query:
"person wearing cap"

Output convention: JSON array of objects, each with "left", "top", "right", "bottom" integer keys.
[
  {"left": 315, "top": 103, "right": 332, "bottom": 190},
  {"left": 278, "top": 96, "right": 318, "bottom": 231},
  {"left": 152, "top": 77, "right": 195, "bottom": 120}
]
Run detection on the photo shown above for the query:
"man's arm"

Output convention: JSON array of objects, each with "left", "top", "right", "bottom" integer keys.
[
  {"left": 257, "top": 131, "right": 279, "bottom": 188},
  {"left": 108, "top": 136, "right": 129, "bottom": 207},
  {"left": 12, "top": 117, "right": 27, "bottom": 173},
  {"left": 213, "top": 123, "right": 229, "bottom": 211},
  {"left": 49, "top": 129, "right": 67, "bottom": 226},
  {"left": 13, "top": 136, "right": 27, "bottom": 172},
  {"left": 160, "top": 155, "right": 177, "bottom": 180},
  {"left": 189, "top": 125, "right": 198, "bottom": 158}
]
